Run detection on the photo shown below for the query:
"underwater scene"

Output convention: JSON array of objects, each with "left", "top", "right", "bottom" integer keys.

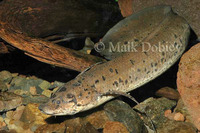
[{"left": 0, "top": 0, "right": 200, "bottom": 133}]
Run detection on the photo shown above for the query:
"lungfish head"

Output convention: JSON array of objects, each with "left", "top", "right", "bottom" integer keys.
[{"left": 38, "top": 83, "right": 103, "bottom": 116}]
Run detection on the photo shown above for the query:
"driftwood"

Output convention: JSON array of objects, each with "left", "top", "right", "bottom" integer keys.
[{"left": 0, "top": 0, "right": 121, "bottom": 71}]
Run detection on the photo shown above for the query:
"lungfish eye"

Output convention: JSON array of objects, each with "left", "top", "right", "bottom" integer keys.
[{"left": 56, "top": 100, "right": 61, "bottom": 104}]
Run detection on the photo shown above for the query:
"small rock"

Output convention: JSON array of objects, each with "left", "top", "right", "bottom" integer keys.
[
  {"left": 164, "top": 110, "right": 185, "bottom": 122},
  {"left": 155, "top": 87, "right": 180, "bottom": 100},
  {"left": 164, "top": 110, "right": 172, "bottom": 117},
  {"left": 20, "top": 103, "right": 50, "bottom": 132},
  {"left": 164, "top": 110, "right": 175, "bottom": 121},
  {"left": 85, "top": 110, "right": 110, "bottom": 129},
  {"left": 42, "top": 89, "right": 52, "bottom": 98},
  {"left": 29, "top": 86, "right": 37, "bottom": 95},
  {"left": 174, "top": 99, "right": 192, "bottom": 123},
  {"left": 104, "top": 100, "right": 147, "bottom": 133},
  {"left": 0, "top": 116, "right": 6, "bottom": 129},
  {"left": 36, "top": 87, "right": 43, "bottom": 95},
  {"left": 0, "top": 80, "right": 8, "bottom": 92},
  {"left": 6, "top": 106, "right": 25, "bottom": 121},
  {"left": 103, "top": 121, "right": 129, "bottom": 133},
  {"left": 80, "top": 37, "right": 95, "bottom": 54},
  {"left": 11, "top": 73, "right": 19, "bottom": 78},
  {"left": 0, "top": 92, "right": 22, "bottom": 112},
  {"left": 174, "top": 112, "right": 185, "bottom": 122},
  {"left": 38, "top": 81, "right": 51, "bottom": 90},
  {"left": 20, "top": 103, "right": 50, "bottom": 124},
  {"left": 0, "top": 71, "right": 12, "bottom": 83}
]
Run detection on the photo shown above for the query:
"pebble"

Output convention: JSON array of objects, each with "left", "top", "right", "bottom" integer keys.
[
  {"left": 41, "top": 89, "right": 52, "bottom": 98},
  {"left": 155, "top": 87, "right": 180, "bottom": 100},
  {"left": 164, "top": 110, "right": 185, "bottom": 122},
  {"left": 174, "top": 112, "right": 185, "bottom": 122},
  {"left": 174, "top": 99, "right": 192, "bottom": 123}
]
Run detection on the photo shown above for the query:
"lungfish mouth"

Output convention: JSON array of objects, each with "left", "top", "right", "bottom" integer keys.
[
  {"left": 38, "top": 103, "right": 51, "bottom": 114},
  {"left": 38, "top": 103, "right": 74, "bottom": 116},
  {"left": 38, "top": 103, "right": 56, "bottom": 115}
]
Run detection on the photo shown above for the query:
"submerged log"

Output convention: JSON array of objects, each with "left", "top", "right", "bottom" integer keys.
[{"left": 0, "top": 0, "right": 121, "bottom": 71}]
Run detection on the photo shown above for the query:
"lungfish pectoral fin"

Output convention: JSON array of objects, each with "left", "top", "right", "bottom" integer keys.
[
  {"left": 100, "top": 90, "right": 156, "bottom": 133},
  {"left": 100, "top": 90, "right": 139, "bottom": 105}
]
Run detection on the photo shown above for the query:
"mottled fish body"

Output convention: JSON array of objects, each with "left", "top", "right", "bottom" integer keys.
[{"left": 39, "top": 6, "right": 190, "bottom": 116}]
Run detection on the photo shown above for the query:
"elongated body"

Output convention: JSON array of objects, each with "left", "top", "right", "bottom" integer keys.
[{"left": 39, "top": 6, "right": 190, "bottom": 115}]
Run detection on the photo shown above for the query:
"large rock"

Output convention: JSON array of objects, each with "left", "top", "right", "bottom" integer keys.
[
  {"left": 177, "top": 43, "right": 200, "bottom": 130},
  {"left": 104, "top": 100, "right": 148, "bottom": 133},
  {"left": 118, "top": 0, "right": 200, "bottom": 39}
]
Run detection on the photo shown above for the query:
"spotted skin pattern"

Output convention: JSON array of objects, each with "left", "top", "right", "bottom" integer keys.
[{"left": 39, "top": 6, "right": 190, "bottom": 116}]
